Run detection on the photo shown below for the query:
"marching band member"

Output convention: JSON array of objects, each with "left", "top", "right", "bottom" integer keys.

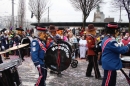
[
  {"left": 46, "top": 25, "right": 62, "bottom": 76},
  {"left": 85, "top": 24, "right": 102, "bottom": 79},
  {"left": 101, "top": 22, "right": 130, "bottom": 86},
  {"left": 30, "top": 27, "right": 47, "bottom": 86},
  {"left": 0, "top": 28, "right": 10, "bottom": 60},
  {"left": 14, "top": 27, "right": 25, "bottom": 61},
  {"left": 46, "top": 25, "right": 58, "bottom": 49},
  {"left": 0, "top": 30, "right": 3, "bottom": 63}
]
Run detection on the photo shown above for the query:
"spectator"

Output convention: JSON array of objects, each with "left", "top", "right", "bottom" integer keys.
[{"left": 79, "top": 35, "right": 87, "bottom": 59}]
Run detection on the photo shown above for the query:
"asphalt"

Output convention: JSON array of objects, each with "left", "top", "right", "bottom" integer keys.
[{"left": 1, "top": 55, "right": 130, "bottom": 86}]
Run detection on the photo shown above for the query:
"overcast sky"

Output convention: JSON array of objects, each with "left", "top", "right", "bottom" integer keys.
[{"left": 0, "top": 0, "right": 129, "bottom": 22}]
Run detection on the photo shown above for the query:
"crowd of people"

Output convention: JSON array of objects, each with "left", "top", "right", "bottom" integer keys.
[{"left": 0, "top": 22, "right": 130, "bottom": 86}]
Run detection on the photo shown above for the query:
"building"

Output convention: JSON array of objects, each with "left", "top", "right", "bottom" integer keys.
[
  {"left": 93, "top": 5, "right": 105, "bottom": 22},
  {"left": 104, "top": 18, "right": 114, "bottom": 23}
]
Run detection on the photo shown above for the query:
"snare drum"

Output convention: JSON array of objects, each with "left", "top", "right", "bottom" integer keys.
[
  {"left": 121, "top": 56, "right": 130, "bottom": 69},
  {"left": 0, "top": 66, "right": 21, "bottom": 86}
]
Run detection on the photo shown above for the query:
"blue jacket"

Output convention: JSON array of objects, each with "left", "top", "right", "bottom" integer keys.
[
  {"left": 30, "top": 38, "right": 46, "bottom": 66},
  {"left": 101, "top": 36, "right": 129, "bottom": 70},
  {"left": 0, "top": 35, "right": 9, "bottom": 49}
]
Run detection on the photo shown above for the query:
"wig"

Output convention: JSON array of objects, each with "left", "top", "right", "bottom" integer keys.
[{"left": 86, "top": 30, "right": 96, "bottom": 36}]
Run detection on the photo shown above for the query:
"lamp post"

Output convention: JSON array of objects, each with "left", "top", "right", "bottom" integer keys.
[
  {"left": 12, "top": 0, "right": 14, "bottom": 30},
  {"left": 48, "top": 7, "right": 49, "bottom": 23}
]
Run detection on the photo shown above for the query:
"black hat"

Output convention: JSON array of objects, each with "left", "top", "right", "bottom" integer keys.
[
  {"left": 58, "top": 27, "right": 65, "bottom": 30},
  {"left": 1, "top": 28, "right": 7, "bottom": 33},
  {"left": 16, "top": 27, "right": 24, "bottom": 31},
  {"left": 106, "top": 22, "right": 119, "bottom": 29},
  {"left": 48, "top": 25, "right": 58, "bottom": 32}
]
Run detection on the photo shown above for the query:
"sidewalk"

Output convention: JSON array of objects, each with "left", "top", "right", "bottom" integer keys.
[{"left": 3, "top": 55, "right": 129, "bottom": 86}]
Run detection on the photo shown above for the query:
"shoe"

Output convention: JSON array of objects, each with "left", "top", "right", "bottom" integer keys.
[
  {"left": 4, "top": 57, "right": 10, "bottom": 60},
  {"left": 57, "top": 73, "right": 62, "bottom": 77},
  {"left": 22, "top": 59, "right": 25, "bottom": 61},
  {"left": 86, "top": 75, "right": 94, "bottom": 77},
  {"left": 96, "top": 77, "right": 103, "bottom": 80},
  {"left": 6, "top": 57, "right": 10, "bottom": 59},
  {"left": 50, "top": 70, "right": 55, "bottom": 74}
]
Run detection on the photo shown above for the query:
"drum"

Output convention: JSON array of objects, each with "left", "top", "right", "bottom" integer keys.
[
  {"left": 0, "top": 66, "right": 21, "bottom": 86},
  {"left": 21, "top": 36, "right": 31, "bottom": 56},
  {"left": 0, "top": 58, "right": 22, "bottom": 86},
  {"left": 45, "top": 44, "right": 71, "bottom": 72},
  {"left": 21, "top": 37, "right": 31, "bottom": 49},
  {"left": 121, "top": 56, "right": 130, "bottom": 69},
  {"left": 57, "top": 39, "right": 72, "bottom": 53}
]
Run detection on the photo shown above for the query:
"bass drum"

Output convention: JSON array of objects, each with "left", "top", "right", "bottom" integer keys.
[
  {"left": 121, "top": 56, "right": 130, "bottom": 69},
  {"left": 21, "top": 36, "right": 31, "bottom": 49},
  {"left": 57, "top": 39, "right": 72, "bottom": 53},
  {"left": 45, "top": 44, "right": 71, "bottom": 72}
]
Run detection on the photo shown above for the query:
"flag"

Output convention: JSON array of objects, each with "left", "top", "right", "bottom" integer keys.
[{"left": 10, "top": 27, "right": 12, "bottom": 31}]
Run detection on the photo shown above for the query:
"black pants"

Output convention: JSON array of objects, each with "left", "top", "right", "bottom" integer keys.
[
  {"left": 0, "top": 55, "right": 3, "bottom": 63},
  {"left": 86, "top": 55, "right": 101, "bottom": 78},
  {"left": 5, "top": 44, "right": 9, "bottom": 58},
  {"left": 36, "top": 65, "right": 47, "bottom": 86},
  {"left": 18, "top": 48, "right": 25, "bottom": 60},
  {"left": 102, "top": 70, "right": 117, "bottom": 86}
]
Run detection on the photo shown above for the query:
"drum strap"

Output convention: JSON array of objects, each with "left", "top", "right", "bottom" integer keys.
[
  {"left": 102, "top": 38, "right": 112, "bottom": 52},
  {"left": 37, "top": 39, "right": 47, "bottom": 52},
  {"left": 57, "top": 44, "right": 61, "bottom": 69}
]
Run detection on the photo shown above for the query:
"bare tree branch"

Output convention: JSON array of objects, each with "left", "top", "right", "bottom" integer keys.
[
  {"left": 112, "top": 0, "right": 130, "bottom": 32},
  {"left": 18, "top": 0, "right": 25, "bottom": 28},
  {"left": 69, "top": 0, "right": 103, "bottom": 28},
  {"left": 29, "top": 0, "right": 50, "bottom": 25}
]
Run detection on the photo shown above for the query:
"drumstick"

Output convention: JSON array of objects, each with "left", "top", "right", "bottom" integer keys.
[{"left": 120, "top": 69, "right": 130, "bottom": 85}]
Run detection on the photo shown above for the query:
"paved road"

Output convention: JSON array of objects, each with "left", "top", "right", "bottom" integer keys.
[{"left": 2, "top": 55, "right": 130, "bottom": 86}]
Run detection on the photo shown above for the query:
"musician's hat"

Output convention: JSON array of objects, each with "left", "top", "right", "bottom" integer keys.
[
  {"left": 1, "top": 28, "right": 7, "bottom": 33},
  {"left": 16, "top": 27, "right": 24, "bottom": 31},
  {"left": 36, "top": 26, "right": 47, "bottom": 31},
  {"left": 86, "top": 24, "right": 96, "bottom": 32},
  {"left": 48, "top": 25, "right": 58, "bottom": 32},
  {"left": 106, "top": 22, "right": 119, "bottom": 29}
]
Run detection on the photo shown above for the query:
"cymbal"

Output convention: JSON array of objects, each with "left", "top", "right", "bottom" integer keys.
[
  {"left": 8, "top": 43, "right": 29, "bottom": 51},
  {"left": 0, "top": 50, "right": 9, "bottom": 54},
  {"left": 0, "top": 43, "right": 29, "bottom": 54}
]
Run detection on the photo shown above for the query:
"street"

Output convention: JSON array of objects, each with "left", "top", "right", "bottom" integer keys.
[{"left": 3, "top": 56, "right": 129, "bottom": 86}]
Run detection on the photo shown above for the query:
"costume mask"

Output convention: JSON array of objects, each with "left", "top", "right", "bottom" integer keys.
[
  {"left": 17, "top": 30, "right": 23, "bottom": 35},
  {"left": 39, "top": 32, "right": 46, "bottom": 41},
  {"left": 50, "top": 31, "right": 56, "bottom": 36}
]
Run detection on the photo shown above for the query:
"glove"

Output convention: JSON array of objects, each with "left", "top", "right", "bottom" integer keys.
[
  {"left": 2, "top": 46, "right": 5, "bottom": 50},
  {"left": 36, "top": 65, "right": 40, "bottom": 68}
]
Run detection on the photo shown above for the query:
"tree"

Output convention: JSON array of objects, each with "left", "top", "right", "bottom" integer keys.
[
  {"left": 41, "top": 17, "right": 53, "bottom": 23},
  {"left": 28, "top": 0, "right": 50, "bottom": 26},
  {"left": 69, "top": 0, "right": 103, "bottom": 29},
  {"left": 112, "top": 0, "right": 130, "bottom": 33},
  {"left": 18, "top": 0, "right": 26, "bottom": 28}
]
